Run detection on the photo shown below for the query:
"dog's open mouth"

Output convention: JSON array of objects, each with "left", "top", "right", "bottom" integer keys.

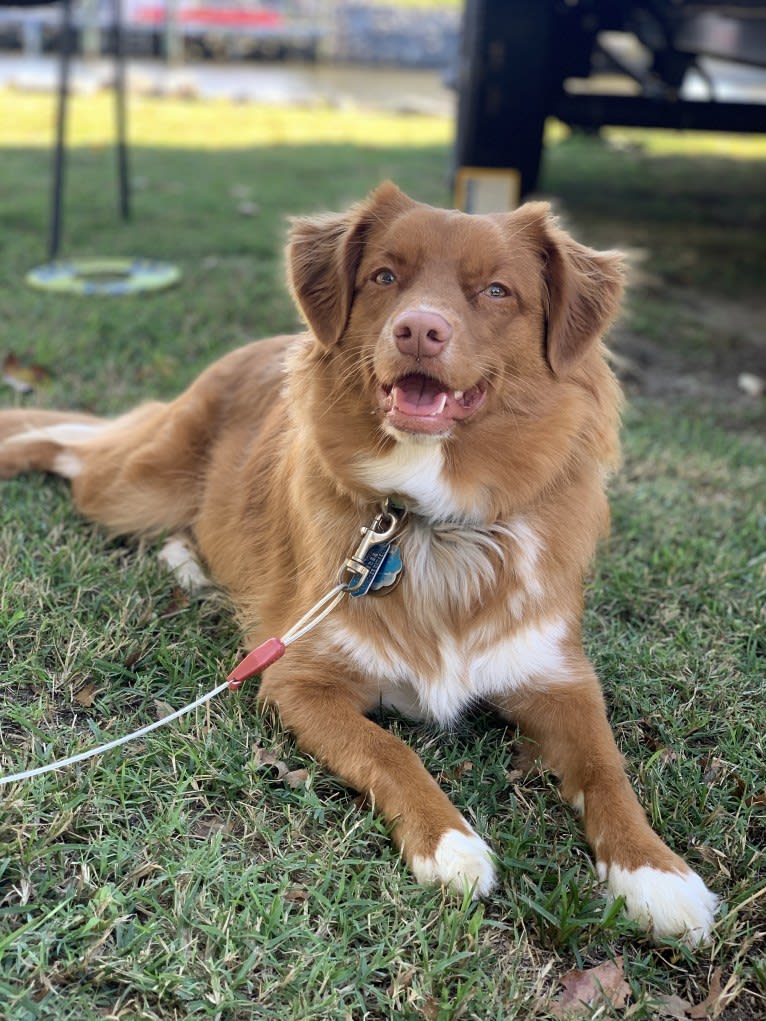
[{"left": 378, "top": 373, "right": 488, "bottom": 435}]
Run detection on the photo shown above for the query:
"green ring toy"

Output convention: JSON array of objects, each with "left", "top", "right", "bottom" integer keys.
[{"left": 26, "top": 258, "right": 181, "bottom": 296}]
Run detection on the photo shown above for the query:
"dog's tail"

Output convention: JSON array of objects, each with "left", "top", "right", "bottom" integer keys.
[
  {"left": 0, "top": 400, "right": 207, "bottom": 538},
  {"left": 0, "top": 409, "right": 106, "bottom": 479}
]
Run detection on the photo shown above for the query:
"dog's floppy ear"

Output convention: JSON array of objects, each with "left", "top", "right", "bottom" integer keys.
[
  {"left": 517, "top": 203, "right": 625, "bottom": 376},
  {"left": 288, "top": 182, "right": 416, "bottom": 346}
]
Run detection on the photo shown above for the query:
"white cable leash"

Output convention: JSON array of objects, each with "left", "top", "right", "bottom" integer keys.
[
  {"left": 0, "top": 585, "right": 348, "bottom": 789},
  {"left": 0, "top": 681, "right": 230, "bottom": 787},
  {"left": 0, "top": 501, "right": 406, "bottom": 789},
  {"left": 282, "top": 584, "right": 347, "bottom": 645}
]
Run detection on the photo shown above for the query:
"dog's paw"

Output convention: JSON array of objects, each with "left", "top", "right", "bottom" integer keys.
[
  {"left": 411, "top": 827, "right": 496, "bottom": 898},
  {"left": 158, "top": 536, "right": 212, "bottom": 594},
  {"left": 599, "top": 860, "right": 718, "bottom": 945}
]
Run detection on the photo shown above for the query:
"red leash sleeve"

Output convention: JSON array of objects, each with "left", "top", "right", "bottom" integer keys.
[{"left": 227, "top": 637, "right": 286, "bottom": 691}]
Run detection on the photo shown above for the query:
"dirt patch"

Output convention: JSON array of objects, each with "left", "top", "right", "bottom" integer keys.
[{"left": 610, "top": 276, "right": 766, "bottom": 424}]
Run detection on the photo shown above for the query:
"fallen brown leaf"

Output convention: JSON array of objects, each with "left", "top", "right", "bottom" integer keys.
[
  {"left": 422, "top": 997, "right": 440, "bottom": 1021},
  {"left": 2, "top": 352, "right": 52, "bottom": 394},
  {"left": 655, "top": 993, "right": 695, "bottom": 1019},
  {"left": 284, "top": 768, "right": 309, "bottom": 788},
  {"left": 124, "top": 648, "right": 142, "bottom": 670},
  {"left": 702, "top": 757, "right": 728, "bottom": 784},
  {"left": 73, "top": 683, "right": 98, "bottom": 708},
  {"left": 160, "top": 587, "right": 191, "bottom": 617},
  {"left": 387, "top": 966, "right": 416, "bottom": 997},
  {"left": 284, "top": 886, "right": 309, "bottom": 903},
  {"left": 155, "top": 699, "right": 175, "bottom": 721},
  {"left": 253, "top": 746, "right": 288, "bottom": 778},
  {"left": 688, "top": 968, "right": 725, "bottom": 1019},
  {"left": 745, "top": 788, "right": 766, "bottom": 808},
  {"left": 549, "top": 956, "right": 631, "bottom": 1018},
  {"left": 191, "top": 815, "right": 232, "bottom": 839}
]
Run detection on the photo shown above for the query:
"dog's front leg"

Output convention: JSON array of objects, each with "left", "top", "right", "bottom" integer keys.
[
  {"left": 258, "top": 658, "right": 496, "bottom": 897},
  {"left": 496, "top": 664, "right": 718, "bottom": 945}
]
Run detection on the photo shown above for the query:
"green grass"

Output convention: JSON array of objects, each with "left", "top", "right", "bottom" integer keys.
[{"left": 0, "top": 90, "right": 764, "bottom": 1019}]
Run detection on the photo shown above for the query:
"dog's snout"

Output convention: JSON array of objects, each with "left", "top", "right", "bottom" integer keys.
[{"left": 393, "top": 311, "right": 452, "bottom": 360}]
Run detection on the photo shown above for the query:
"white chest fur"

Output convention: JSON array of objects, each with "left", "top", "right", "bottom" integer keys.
[
  {"left": 327, "top": 615, "right": 570, "bottom": 726},
  {"left": 325, "top": 514, "right": 570, "bottom": 727},
  {"left": 355, "top": 439, "right": 486, "bottom": 522}
]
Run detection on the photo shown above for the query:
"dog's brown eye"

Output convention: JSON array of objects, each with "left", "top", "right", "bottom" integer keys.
[
  {"left": 483, "top": 282, "right": 510, "bottom": 298},
  {"left": 373, "top": 269, "right": 397, "bottom": 286}
]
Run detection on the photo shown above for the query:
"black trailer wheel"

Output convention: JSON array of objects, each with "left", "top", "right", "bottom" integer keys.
[{"left": 454, "top": 0, "right": 555, "bottom": 203}]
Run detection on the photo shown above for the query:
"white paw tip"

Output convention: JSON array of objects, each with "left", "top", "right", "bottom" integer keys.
[
  {"left": 52, "top": 452, "right": 83, "bottom": 479},
  {"left": 411, "top": 827, "right": 496, "bottom": 898},
  {"left": 570, "top": 790, "right": 585, "bottom": 815},
  {"left": 158, "top": 537, "right": 210, "bottom": 593},
  {"left": 603, "top": 862, "right": 718, "bottom": 945}
]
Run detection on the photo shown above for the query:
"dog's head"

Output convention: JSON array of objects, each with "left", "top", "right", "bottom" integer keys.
[{"left": 287, "top": 183, "right": 624, "bottom": 517}]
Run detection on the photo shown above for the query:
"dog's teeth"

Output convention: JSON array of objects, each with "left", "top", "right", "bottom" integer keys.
[
  {"left": 453, "top": 391, "right": 464, "bottom": 400},
  {"left": 430, "top": 393, "right": 448, "bottom": 415}
]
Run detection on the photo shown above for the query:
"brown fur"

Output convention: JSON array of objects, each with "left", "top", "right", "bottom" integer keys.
[{"left": 0, "top": 183, "right": 715, "bottom": 939}]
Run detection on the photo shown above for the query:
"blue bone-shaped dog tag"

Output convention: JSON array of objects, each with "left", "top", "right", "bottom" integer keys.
[
  {"left": 370, "top": 545, "right": 402, "bottom": 593},
  {"left": 349, "top": 543, "right": 402, "bottom": 598}
]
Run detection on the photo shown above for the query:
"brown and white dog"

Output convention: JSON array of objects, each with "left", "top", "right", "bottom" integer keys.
[{"left": 0, "top": 183, "right": 717, "bottom": 943}]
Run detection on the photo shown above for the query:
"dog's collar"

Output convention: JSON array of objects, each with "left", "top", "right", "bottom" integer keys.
[{"left": 386, "top": 495, "right": 407, "bottom": 513}]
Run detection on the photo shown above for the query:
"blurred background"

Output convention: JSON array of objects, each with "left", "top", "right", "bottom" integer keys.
[
  {"left": 0, "top": 0, "right": 458, "bottom": 113},
  {"left": 1, "top": 1, "right": 765, "bottom": 191}
]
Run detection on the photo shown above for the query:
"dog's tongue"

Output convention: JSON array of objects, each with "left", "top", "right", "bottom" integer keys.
[{"left": 392, "top": 374, "right": 448, "bottom": 417}]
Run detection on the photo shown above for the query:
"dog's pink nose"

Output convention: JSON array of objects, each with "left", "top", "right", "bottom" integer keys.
[{"left": 393, "top": 311, "right": 452, "bottom": 359}]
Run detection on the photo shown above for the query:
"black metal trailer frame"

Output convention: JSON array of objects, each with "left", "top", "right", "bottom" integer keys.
[{"left": 454, "top": 0, "right": 766, "bottom": 206}]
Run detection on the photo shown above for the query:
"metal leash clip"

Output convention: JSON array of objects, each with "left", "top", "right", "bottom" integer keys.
[{"left": 340, "top": 499, "right": 406, "bottom": 597}]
